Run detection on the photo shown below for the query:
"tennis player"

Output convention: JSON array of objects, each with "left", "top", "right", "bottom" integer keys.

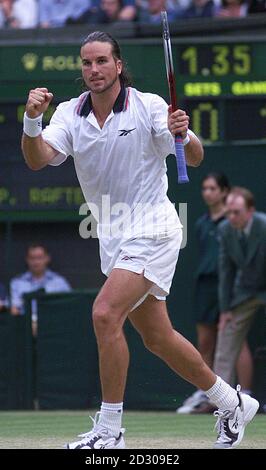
[{"left": 22, "top": 31, "right": 259, "bottom": 449}]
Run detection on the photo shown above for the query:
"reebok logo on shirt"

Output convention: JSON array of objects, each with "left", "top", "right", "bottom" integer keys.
[{"left": 118, "top": 128, "right": 136, "bottom": 136}]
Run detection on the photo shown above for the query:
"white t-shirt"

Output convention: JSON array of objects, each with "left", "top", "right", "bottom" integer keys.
[{"left": 42, "top": 87, "right": 184, "bottom": 274}]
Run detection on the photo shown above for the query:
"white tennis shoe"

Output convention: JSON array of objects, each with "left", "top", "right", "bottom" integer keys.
[
  {"left": 66, "top": 412, "right": 126, "bottom": 449},
  {"left": 213, "top": 386, "right": 259, "bottom": 449}
]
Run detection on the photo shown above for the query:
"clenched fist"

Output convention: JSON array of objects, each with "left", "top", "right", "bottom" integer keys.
[{"left": 26, "top": 87, "right": 53, "bottom": 118}]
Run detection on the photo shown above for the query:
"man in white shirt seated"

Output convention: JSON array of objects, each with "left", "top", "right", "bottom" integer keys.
[{"left": 10, "top": 243, "right": 71, "bottom": 316}]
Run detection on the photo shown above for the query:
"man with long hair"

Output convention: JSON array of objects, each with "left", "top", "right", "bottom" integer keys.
[{"left": 22, "top": 32, "right": 259, "bottom": 449}]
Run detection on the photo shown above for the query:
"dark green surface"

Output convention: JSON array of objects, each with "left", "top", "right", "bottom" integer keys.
[
  {"left": 0, "top": 313, "right": 33, "bottom": 409},
  {"left": 36, "top": 291, "right": 99, "bottom": 409}
]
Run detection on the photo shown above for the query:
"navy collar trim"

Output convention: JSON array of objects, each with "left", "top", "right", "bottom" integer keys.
[{"left": 78, "top": 86, "right": 128, "bottom": 117}]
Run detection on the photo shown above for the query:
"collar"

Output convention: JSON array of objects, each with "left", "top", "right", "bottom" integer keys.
[{"left": 78, "top": 86, "right": 129, "bottom": 117}]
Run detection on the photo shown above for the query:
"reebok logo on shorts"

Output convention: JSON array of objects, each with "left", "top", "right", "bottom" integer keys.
[{"left": 121, "top": 255, "right": 137, "bottom": 261}]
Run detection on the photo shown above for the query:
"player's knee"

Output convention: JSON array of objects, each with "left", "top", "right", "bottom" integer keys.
[
  {"left": 92, "top": 301, "right": 121, "bottom": 337},
  {"left": 92, "top": 302, "right": 112, "bottom": 331}
]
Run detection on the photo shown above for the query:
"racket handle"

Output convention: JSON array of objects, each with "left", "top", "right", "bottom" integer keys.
[{"left": 174, "top": 136, "right": 189, "bottom": 184}]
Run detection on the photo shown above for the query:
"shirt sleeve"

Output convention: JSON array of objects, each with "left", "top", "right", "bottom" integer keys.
[
  {"left": 150, "top": 95, "right": 175, "bottom": 159},
  {"left": 42, "top": 101, "right": 74, "bottom": 166},
  {"left": 150, "top": 95, "right": 197, "bottom": 159},
  {"left": 56, "top": 277, "right": 72, "bottom": 292},
  {"left": 46, "top": 275, "right": 72, "bottom": 293},
  {"left": 10, "top": 278, "right": 23, "bottom": 310},
  {"left": 72, "top": 0, "right": 92, "bottom": 19},
  {"left": 39, "top": 0, "right": 50, "bottom": 23},
  {"left": 13, "top": 0, "right": 38, "bottom": 28}
]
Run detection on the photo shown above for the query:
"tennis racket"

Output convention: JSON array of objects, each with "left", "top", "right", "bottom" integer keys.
[{"left": 161, "top": 11, "right": 189, "bottom": 184}]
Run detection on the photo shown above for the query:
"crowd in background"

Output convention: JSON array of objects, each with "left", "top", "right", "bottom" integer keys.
[{"left": 0, "top": 0, "right": 266, "bottom": 29}]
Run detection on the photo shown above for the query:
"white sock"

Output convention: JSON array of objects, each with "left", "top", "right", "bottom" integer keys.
[
  {"left": 205, "top": 376, "right": 239, "bottom": 411},
  {"left": 98, "top": 402, "right": 123, "bottom": 438}
]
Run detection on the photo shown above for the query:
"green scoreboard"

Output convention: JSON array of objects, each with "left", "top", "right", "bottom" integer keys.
[
  {"left": 176, "top": 40, "right": 266, "bottom": 143},
  {"left": 0, "top": 36, "right": 266, "bottom": 217}
]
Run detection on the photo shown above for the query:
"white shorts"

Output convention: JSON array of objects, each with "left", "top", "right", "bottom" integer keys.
[{"left": 103, "top": 229, "right": 183, "bottom": 306}]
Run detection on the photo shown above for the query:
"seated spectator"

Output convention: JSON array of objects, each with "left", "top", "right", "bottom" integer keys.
[
  {"left": 138, "top": 0, "right": 180, "bottom": 22},
  {"left": 39, "top": 0, "right": 92, "bottom": 28},
  {"left": 0, "top": 0, "right": 38, "bottom": 28},
  {"left": 0, "top": 282, "right": 8, "bottom": 312},
  {"left": 179, "top": 0, "right": 217, "bottom": 18},
  {"left": 215, "top": 0, "right": 248, "bottom": 17},
  {"left": 10, "top": 243, "right": 71, "bottom": 316},
  {"left": 90, "top": 0, "right": 136, "bottom": 22}
]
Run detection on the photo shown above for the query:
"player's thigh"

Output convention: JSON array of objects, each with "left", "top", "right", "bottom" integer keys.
[
  {"left": 128, "top": 295, "right": 174, "bottom": 341},
  {"left": 94, "top": 268, "right": 153, "bottom": 315}
]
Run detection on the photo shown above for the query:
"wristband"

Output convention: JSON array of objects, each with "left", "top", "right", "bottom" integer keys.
[
  {"left": 23, "top": 112, "right": 43, "bottom": 137},
  {"left": 183, "top": 134, "right": 190, "bottom": 146}
]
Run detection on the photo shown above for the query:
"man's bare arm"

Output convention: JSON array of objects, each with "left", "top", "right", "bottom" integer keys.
[
  {"left": 22, "top": 87, "right": 58, "bottom": 170},
  {"left": 22, "top": 134, "right": 58, "bottom": 170},
  {"left": 184, "top": 132, "right": 204, "bottom": 167}
]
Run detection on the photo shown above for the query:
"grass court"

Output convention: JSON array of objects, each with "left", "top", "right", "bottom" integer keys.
[{"left": 0, "top": 410, "right": 265, "bottom": 449}]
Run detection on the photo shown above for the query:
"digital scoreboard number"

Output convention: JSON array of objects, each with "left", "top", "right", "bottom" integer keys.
[
  {"left": 179, "top": 44, "right": 252, "bottom": 77},
  {"left": 181, "top": 98, "right": 266, "bottom": 143},
  {"left": 175, "top": 41, "right": 266, "bottom": 144}
]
